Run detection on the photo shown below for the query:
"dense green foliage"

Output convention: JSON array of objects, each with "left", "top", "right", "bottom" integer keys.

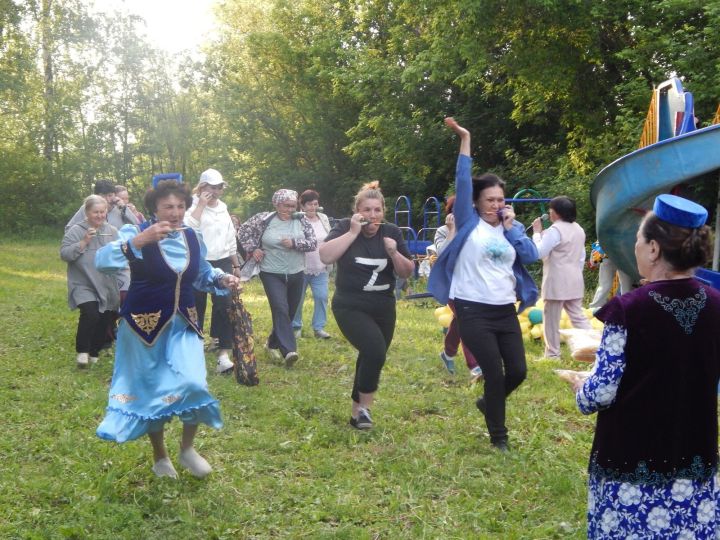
[
  {"left": 2, "top": 0, "right": 719, "bottom": 232},
  {"left": 2, "top": 237, "right": 601, "bottom": 538}
]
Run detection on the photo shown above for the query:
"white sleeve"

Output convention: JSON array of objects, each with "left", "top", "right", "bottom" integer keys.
[{"left": 532, "top": 227, "right": 561, "bottom": 258}]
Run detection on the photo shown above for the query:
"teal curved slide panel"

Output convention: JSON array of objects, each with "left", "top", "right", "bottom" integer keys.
[{"left": 590, "top": 124, "right": 720, "bottom": 282}]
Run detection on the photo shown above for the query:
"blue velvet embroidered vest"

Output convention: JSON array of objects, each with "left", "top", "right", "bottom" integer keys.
[
  {"left": 121, "top": 225, "right": 203, "bottom": 344},
  {"left": 592, "top": 278, "right": 720, "bottom": 484}
]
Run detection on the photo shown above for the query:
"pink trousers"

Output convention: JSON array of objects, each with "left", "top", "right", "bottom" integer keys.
[
  {"left": 444, "top": 300, "right": 479, "bottom": 370},
  {"left": 542, "top": 298, "right": 592, "bottom": 358}
]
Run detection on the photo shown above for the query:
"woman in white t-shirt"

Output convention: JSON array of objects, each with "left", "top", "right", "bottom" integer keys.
[
  {"left": 428, "top": 118, "right": 539, "bottom": 452},
  {"left": 292, "top": 190, "right": 333, "bottom": 339}
]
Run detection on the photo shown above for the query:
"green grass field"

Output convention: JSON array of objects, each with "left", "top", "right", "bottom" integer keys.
[{"left": 0, "top": 237, "right": 597, "bottom": 539}]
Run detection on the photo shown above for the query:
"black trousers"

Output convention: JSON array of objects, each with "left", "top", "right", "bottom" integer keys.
[
  {"left": 76, "top": 301, "right": 115, "bottom": 357},
  {"left": 333, "top": 292, "right": 396, "bottom": 403},
  {"left": 454, "top": 299, "right": 527, "bottom": 444},
  {"left": 194, "top": 257, "right": 233, "bottom": 349},
  {"left": 259, "top": 271, "right": 305, "bottom": 356}
]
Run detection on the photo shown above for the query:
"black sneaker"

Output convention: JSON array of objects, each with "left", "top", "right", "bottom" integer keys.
[
  {"left": 492, "top": 439, "right": 510, "bottom": 453},
  {"left": 349, "top": 408, "right": 373, "bottom": 430},
  {"left": 475, "top": 396, "right": 486, "bottom": 416}
]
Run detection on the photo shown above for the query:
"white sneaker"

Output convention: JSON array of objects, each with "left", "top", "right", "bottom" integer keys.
[
  {"left": 89, "top": 356, "right": 99, "bottom": 365},
  {"left": 470, "top": 366, "right": 484, "bottom": 383},
  {"left": 294, "top": 329, "right": 302, "bottom": 339},
  {"left": 76, "top": 353, "right": 89, "bottom": 368},
  {"left": 284, "top": 351, "right": 299, "bottom": 368},
  {"left": 179, "top": 447, "right": 212, "bottom": 478},
  {"left": 152, "top": 457, "right": 178, "bottom": 479},
  {"left": 216, "top": 351, "right": 234, "bottom": 374}
]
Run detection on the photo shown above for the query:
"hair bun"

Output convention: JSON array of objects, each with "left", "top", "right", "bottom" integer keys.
[{"left": 362, "top": 180, "right": 381, "bottom": 191}]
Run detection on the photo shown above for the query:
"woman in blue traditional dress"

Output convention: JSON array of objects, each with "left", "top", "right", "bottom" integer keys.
[
  {"left": 567, "top": 194, "right": 720, "bottom": 538},
  {"left": 95, "top": 180, "right": 240, "bottom": 479}
]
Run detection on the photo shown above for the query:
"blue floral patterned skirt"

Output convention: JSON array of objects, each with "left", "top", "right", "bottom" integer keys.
[
  {"left": 97, "top": 316, "right": 223, "bottom": 443},
  {"left": 588, "top": 472, "right": 720, "bottom": 539}
]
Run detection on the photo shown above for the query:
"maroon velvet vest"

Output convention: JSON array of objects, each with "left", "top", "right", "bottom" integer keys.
[{"left": 591, "top": 278, "right": 720, "bottom": 484}]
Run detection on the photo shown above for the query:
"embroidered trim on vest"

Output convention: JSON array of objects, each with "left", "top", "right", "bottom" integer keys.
[
  {"left": 131, "top": 311, "right": 162, "bottom": 335},
  {"left": 648, "top": 287, "right": 707, "bottom": 334},
  {"left": 589, "top": 453, "right": 715, "bottom": 485},
  {"left": 187, "top": 306, "right": 198, "bottom": 326}
]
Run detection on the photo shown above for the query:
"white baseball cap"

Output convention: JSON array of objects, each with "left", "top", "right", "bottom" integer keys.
[{"left": 199, "top": 168, "right": 225, "bottom": 186}]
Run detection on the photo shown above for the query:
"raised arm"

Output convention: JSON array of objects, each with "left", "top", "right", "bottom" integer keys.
[
  {"left": 444, "top": 117, "right": 475, "bottom": 229},
  {"left": 445, "top": 117, "right": 470, "bottom": 157}
]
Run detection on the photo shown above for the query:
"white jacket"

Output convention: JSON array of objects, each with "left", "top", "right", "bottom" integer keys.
[{"left": 184, "top": 200, "right": 237, "bottom": 261}]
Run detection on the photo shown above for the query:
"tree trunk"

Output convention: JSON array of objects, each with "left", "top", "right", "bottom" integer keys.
[{"left": 41, "top": 0, "right": 55, "bottom": 167}]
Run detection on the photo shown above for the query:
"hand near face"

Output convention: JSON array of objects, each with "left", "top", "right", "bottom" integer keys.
[
  {"left": 445, "top": 213, "right": 455, "bottom": 233},
  {"left": 349, "top": 213, "right": 364, "bottom": 235},
  {"left": 83, "top": 228, "right": 97, "bottom": 243},
  {"left": 501, "top": 205, "right": 515, "bottom": 230},
  {"left": 135, "top": 221, "right": 173, "bottom": 247},
  {"left": 532, "top": 216, "right": 543, "bottom": 233},
  {"left": 197, "top": 191, "right": 212, "bottom": 208},
  {"left": 383, "top": 236, "right": 398, "bottom": 256}
]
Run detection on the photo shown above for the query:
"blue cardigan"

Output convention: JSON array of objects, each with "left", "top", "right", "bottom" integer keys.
[{"left": 428, "top": 154, "right": 539, "bottom": 312}]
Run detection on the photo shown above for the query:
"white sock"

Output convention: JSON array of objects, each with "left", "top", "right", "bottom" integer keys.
[
  {"left": 179, "top": 447, "right": 212, "bottom": 478},
  {"left": 152, "top": 457, "right": 178, "bottom": 479}
]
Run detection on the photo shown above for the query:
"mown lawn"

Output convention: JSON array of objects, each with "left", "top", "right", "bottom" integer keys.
[{"left": 0, "top": 236, "right": 597, "bottom": 539}]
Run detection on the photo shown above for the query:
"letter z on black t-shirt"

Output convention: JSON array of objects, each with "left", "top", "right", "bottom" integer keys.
[{"left": 325, "top": 219, "right": 411, "bottom": 297}]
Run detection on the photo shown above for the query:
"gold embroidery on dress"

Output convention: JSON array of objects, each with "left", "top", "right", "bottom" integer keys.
[
  {"left": 187, "top": 307, "right": 198, "bottom": 325},
  {"left": 131, "top": 311, "right": 162, "bottom": 335},
  {"left": 111, "top": 393, "right": 137, "bottom": 404},
  {"left": 162, "top": 394, "right": 181, "bottom": 404}
]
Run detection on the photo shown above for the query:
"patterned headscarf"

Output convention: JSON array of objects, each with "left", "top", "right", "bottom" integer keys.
[{"left": 272, "top": 189, "right": 298, "bottom": 206}]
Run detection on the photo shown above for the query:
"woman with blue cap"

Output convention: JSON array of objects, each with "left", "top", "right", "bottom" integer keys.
[{"left": 564, "top": 194, "right": 720, "bottom": 538}]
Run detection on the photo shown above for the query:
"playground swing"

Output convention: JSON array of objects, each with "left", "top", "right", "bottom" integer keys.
[{"left": 393, "top": 195, "right": 442, "bottom": 257}]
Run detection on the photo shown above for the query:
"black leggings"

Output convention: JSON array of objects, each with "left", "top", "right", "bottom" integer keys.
[
  {"left": 332, "top": 292, "right": 396, "bottom": 403},
  {"left": 454, "top": 299, "right": 527, "bottom": 444},
  {"left": 76, "top": 301, "right": 115, "bottom": 357},
  {"left": 194, "top": 257, "right": 233, "bottom": 349}
]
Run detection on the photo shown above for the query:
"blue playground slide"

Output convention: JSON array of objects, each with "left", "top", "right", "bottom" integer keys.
[
  {"left": 591, "top": 124, "right": 720, "bottom": 282},
  {"left": 591, "top": 78, "right": 720, "bottom": 284}
]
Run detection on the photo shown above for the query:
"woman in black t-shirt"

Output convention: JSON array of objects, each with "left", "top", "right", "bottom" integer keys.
[{"left": 320, "top": 181, "right": 414, "bottom": 430}]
